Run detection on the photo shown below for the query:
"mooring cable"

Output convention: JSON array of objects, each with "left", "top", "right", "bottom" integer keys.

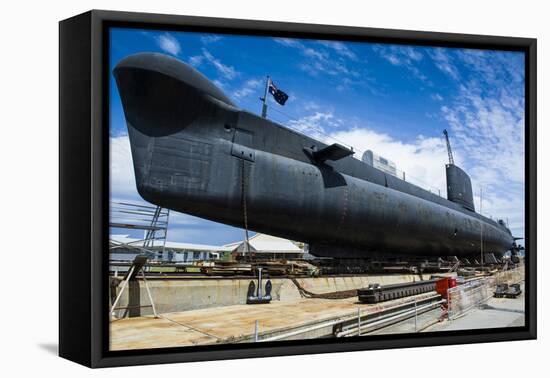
[{"left": 241, "top": 158, "right": 251, "bottom": 254}]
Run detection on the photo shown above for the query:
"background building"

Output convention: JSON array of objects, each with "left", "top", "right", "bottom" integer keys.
[
  {"left": 224, "top": 233, "right": 305, "bottom": 260},
  {"left": 109, "top": 233, "right": 305, "bottom": 262},
  {"left": 109, "top": 235, "right": 233, "bottom": 262}
]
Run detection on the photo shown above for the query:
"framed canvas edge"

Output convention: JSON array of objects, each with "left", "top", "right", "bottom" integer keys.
[
  {"left": 65, "top": 9, "right": 537, "bottom": 368},
  {"left": 59, "top": 10, "right": 94, "bottom": 367}
]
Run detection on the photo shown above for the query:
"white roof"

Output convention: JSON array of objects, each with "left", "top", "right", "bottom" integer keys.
[
  {"left": 110, "top": 235, "right": 233, "bottom": 252},
  {"left": 224, "top": 233, "right": 303, "bottom": 253}
]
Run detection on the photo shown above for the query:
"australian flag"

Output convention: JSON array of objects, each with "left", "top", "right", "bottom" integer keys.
[{"left": 268, "top": 81, "right": 289, "bottom": 106}]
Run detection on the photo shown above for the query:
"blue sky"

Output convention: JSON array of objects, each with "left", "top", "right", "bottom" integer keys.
[{"left": 109, "top": 27, "right": 526, "bottom": 245}]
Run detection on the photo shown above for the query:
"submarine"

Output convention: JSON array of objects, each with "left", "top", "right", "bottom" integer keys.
[{"left": 113, "top": 52, "right": 514, "bottom": 260}]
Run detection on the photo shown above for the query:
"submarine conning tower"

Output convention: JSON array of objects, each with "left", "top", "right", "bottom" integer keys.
[
  {"left": 446, "top": 164, "right": 475, "bottom": 212},
  {"left": 442, "top": 129, "right": 476, "bottom": 212}
]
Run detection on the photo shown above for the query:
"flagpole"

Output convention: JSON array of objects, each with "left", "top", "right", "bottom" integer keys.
[
  {"left": 480, "top": 186, "right": 484, "bottom": 270},
  {"left": 261, "top": 75, "right": 270, "bottom": 119}
]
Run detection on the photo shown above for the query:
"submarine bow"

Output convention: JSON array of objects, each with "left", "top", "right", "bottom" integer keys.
[{"left": 114, "top": 52, "right": 514, "bottom": 259}]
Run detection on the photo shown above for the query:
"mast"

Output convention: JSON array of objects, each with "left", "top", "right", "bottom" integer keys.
[
  {"left": 480, "top": 186, "right": 484, "bottom": 268},
  {"left": 260, "top": 75, "right": 270, "bottom": 119},
  {"left": 443, "top": 129, "right": 455, "bottom": 165}
]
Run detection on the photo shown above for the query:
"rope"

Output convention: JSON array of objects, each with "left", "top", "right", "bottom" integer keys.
[
  {"left": 290, "top": 278, "right": 358, "bottom": 300},
  {"left": 240, "top": 159, "right": 251, "bottom": 254}
]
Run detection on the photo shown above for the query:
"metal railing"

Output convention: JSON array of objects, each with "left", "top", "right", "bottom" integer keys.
[
  {"left": 247, "top": 294, "right": 444, "bottom": 342},
  {"left": 447, "top": 279, "right": 490, "bottom": 320},
  {"left": 447, "top": 266, "right": 524, "bottom": 320}
]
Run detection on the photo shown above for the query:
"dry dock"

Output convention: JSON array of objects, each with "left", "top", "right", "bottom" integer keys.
[
  {"left": 110, "top": 291, "right": 441, "bottom": 350},
  {"left": 110, "top": 267, "right": 524, "bottom": 351}
]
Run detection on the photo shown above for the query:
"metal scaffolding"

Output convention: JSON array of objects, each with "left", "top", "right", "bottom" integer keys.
[{"left": 109, "top": 201, "right": 170, "bottom": 258}]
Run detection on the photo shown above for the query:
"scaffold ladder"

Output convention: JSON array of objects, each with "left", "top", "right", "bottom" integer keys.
[{"left": 110, "top": 255, "right": 158, "bottom": 319}]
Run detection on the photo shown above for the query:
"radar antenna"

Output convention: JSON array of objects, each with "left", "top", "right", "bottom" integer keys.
[{"left": 443, "top": 129, "right": 455, "bottom": 165}]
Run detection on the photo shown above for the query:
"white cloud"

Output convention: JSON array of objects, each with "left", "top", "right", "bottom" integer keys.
[
  {"left": 156, "top": 33, "right": 181, "bottom": 56},
  {"left": 429, "top": 48, "right": 460, "bottom": 80},
  {"left": 441, "top": 92, "right": 525, "bottom": 237},
  {"left": 318, "top": 40, "right": 357, "bottom": 60},
  {"left": 110, "top": 135, "right": 138, "bottom": 200},
  {"left": 434, "top": 49, "right": 525, "bottom": 238},
  {"left": 304, "top": 101, "right": 320, "bottom": 111},
  {"left": 187, "top": 48, "right": 240, "bottom": 81},
  {"left": 286, "top": 110, "right": 449, "bottom": 197},
  {"left": 287, "top": 111, "right": 344, "bottom": 141},
  {"left": 200, "top": 35, "right": 222, "bottom": 44},
  {"left": 374, "top": 44, "right": 423, "bottom": 66},
  {"left": 274, "top": 37, "right": 363, "bottom": 85},
  {"left": 201, "top": 48, "right": 239, "bottom": 80},
  {"left": 442, "top": 90, "right": 525, "bottom": 185},
  {"left": 373, "top": 44, "right": 428, "bottom": 82},
  {"left": 478, "top": 192, "right": 525, "bottom": 237},
  {"left": 303, "top": 47, "right": 328, "bottom": 61},
  {"left": 329, "top": 128, "right": 449, "bottom": 195},
  {"left": 212, "top": 79, "right": 226, "bottom": 90},
  {"left": 273, "top": 37, "right": 302, "bottom": 48},
  {"left": 233, "top": 78, "right": 263, "bottom": 99},
  {"left": 456, "top": 49, "right": 524, "bottom": 86},
  {"left": 188, "top": 55, "right": 204, "bottom": 67},
  {"left": 285, "top": 111, "right": 448, "bottom": 198}
]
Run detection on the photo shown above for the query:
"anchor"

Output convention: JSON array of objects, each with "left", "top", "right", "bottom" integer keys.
[{"left": 247, "top": 267, "right": 272, "bottom": 304}]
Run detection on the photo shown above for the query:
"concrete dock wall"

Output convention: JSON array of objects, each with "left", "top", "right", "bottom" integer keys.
[{"left": 111, "top": 274, "right": 425, "bottom": 317}]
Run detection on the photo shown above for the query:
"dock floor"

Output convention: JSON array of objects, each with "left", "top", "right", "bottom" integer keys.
[
  {"left": 110, "top": 284, "right": 525, "bottom": 351},
  {"left": 110, "top": 293, "right": 435, "bottom": 351}
]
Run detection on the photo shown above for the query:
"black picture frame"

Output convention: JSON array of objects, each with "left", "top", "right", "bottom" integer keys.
[{"left": 59, "top": 9, "right": 537, "bottom": 368}]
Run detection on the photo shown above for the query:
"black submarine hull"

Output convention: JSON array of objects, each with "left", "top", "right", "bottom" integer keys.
[{"left": 114, "top": 53, "right": 514, "bottom": 259}]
